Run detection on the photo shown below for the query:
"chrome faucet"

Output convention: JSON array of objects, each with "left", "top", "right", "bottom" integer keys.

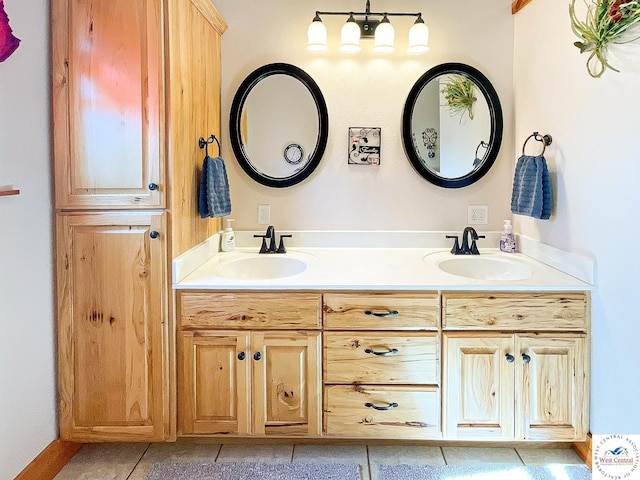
[
  {"left": 253, "top": 225, "right": 291, "bottom": 254},
  {"left": 447, "top": 227, "right": 485, "bottom": 255}
]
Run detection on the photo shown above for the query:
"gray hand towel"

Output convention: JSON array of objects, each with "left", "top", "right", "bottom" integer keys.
[
  {"left": 510, "top": 154, "right": 552, "bottom": 219},
  {"left": 199, "top": 155, "right": 231, "bottom": 218}
]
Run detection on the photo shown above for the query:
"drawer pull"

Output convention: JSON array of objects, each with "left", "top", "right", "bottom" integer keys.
[
  {"left": 237, "top": 352, "right": 246, "bottom": 361},
  {"left": 364, "top": 310, "right": 399, "bottom": 318},
  {"left": 505, "top": 353, "right": 515, "bottom": 363},
  {"left": 364, "top": 348, "right": 399, "bottom": 357},
  {"left": 522, "top": 353, "right": 531, "bottom": 363},
  {"left": 364, "top": 402, "right": 399, "bottom": 411},
  {"left": 253, "top": 352, "right": 262, "bottom": 361}
]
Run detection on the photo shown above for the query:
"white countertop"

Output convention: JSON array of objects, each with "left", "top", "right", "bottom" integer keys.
[{"left": 173, "top": 231, "right": 595, "bottom": 291}]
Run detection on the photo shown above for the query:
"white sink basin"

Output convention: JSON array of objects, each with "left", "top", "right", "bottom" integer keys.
[
  {"left": 426, "top": 252, "right": 533, "bottom": 281},
  {"left": 214, "top": 255, "right": 308, "bottom": 280}
]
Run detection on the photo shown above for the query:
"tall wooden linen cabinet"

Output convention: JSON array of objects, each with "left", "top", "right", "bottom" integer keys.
[{"left": 52, "top": 0, "right": 227, "bottom": 441}]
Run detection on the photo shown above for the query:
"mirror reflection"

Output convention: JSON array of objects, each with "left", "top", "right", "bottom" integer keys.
[
  {"left": 230, "top": 63, "right": 329, "bottom": 188},
  {"left": 402, "top": 63, "right": 503, "bottom": 188}
]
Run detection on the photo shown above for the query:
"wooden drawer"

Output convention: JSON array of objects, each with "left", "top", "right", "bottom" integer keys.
[
  {"left": 179, "top": 291, "right": 322, "bottom": 329},
  {"left": 324, "top": 385, "right": 440, "bottom": 439},
  {"left": 443, "top": 292, "right": 588, "bottom": 331},
  {"left": 324, "top": 332, "right": 438, "bottom": 384},
  {"left": 324, "top": 293, "right": 439, "bottom": 330}
]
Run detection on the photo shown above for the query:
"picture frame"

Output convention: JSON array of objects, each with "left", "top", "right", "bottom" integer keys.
[{"left": 348, "top": 127, "right": 381, "bottom": 165}]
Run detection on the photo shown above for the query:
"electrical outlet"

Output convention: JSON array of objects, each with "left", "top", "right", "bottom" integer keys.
[
  {"left": 258, "top": 204, "right": 270, "bottom": 225},
  {"left": 468, "top": 205, "right": 488, "bottom": 225}
]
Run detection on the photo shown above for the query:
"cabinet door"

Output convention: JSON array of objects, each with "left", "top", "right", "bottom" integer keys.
[
  {"left": 252, "top": 332, "right": 321, "bottom": 436},
  {"left": 57, "top": 212, "right": 167, "bottom": 441},
  {"left": 179, "top": 331, "right": 250, "bottom": 435},
  {"left": 517, "top": 334, "right": 588, "bottom": 441},
  {"left": 52, "top": 0, "right": 164, "bottom": 208},
  {"left": 444, "top": 334, "right": 515, "bottom": 439}
]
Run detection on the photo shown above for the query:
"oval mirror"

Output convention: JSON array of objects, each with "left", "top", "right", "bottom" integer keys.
[
  {"left": 402, "top": 63, "right": 503, "bottom": 188},
  {"left": 229, "top": 63, "right": 329, "bottom": 188}
]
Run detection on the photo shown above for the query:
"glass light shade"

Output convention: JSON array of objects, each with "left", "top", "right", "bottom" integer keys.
[
  {"left": 407, "top": 21, "right": 430, "bottom": 55},
  {"left": 373, "top": 19, "right": 395, "bottom": 54},
  {"left": 339, "top": 18, "right": 361, "bottom": 54},
  {"left": 306, "top": 18, "right": 328, "bottom": 53}
]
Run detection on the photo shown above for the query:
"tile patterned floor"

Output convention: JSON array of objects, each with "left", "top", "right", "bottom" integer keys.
[{"left": 53, "top": 442, "right": 586, "bottom": 480}]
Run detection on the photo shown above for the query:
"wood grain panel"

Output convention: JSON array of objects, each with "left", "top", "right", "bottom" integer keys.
[
  {"left": 179, "top": 292, "right": 322, "bottom": 329},
  {"left": 518, "top": 334, "right": 588, "bottom": 441},
  {"left": 179, "top": 330, "right": 250, "bottom": 435},
  {"left": 443, "top": 333, "right": 515, "bottom": 439},
  {"left": 253, "top": 332, "right": 321, "bottom": 436},
  {"left": 324, "top": 385, "right": 440, "bottom": 439},
  {"left": 53, "top": 0, "right": 164, "bottom": 208},
  {"left": 443, "top": 292, "right": 587, "bottom": 331},
  {"left": 324, "top": 332, "right": 438, "bottom": 384},
  {"left": 166, "top": 0, "right": 227, "bottom": 257},
  {"left": 324, "top": 293, "right": 439, "bottom": 330},
  {"left": 57, "top": 212, "right": 167, "bottom": 441}
]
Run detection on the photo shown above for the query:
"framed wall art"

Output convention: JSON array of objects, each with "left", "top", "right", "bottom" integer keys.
[{"left": 348, "top": 127, "right": 380, "bottom": 165}]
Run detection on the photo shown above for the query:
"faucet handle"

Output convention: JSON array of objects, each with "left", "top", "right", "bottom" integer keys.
[
  {"left": 253, "top": 234, "right": 269, "bottom": 253},
  {"left": 446, "top": 235, "right": 463, "bottom": 255},
  {"left": 470, "top": 235, "right": 485, "bottom": 255},
  {"left": 277, "top": 234, "right": 292, "bottom": 253}
]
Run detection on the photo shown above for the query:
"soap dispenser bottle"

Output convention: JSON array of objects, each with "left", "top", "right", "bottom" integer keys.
[
  {"left": 221, "top": 218, "right": 235, "bottom": 252},
  {"left": 500, "top": 220, "right": 516, "bottom": 253}
]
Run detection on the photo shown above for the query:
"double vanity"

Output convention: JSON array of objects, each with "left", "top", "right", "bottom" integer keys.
[{"left": 173, "top": 230, "right": 592, "bottom": 443}]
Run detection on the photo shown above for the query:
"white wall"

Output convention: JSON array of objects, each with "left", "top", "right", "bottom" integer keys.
[
  {"left": 514, "top": 0, "right": 640, "bottom": 433},
  {"left": 215, "top": 0, "right": 515, "bottom": 231},
  {"left": 0, "top": 0, "right": 57, "bottom": 478}
]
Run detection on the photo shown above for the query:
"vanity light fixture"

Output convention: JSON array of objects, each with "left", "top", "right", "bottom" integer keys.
[{"left": 307, "top": 0, "right": 430, "bottom": 55}]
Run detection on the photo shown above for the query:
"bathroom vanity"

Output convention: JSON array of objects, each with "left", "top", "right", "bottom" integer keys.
[{"left": 172, "top": 233, "right": 592, "bottom": 443}]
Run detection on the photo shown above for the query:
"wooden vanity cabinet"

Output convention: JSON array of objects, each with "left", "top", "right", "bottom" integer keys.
[
  {"left": 178, "top": 292, "right": 322, "bottom": 437},
  {"left": 323, "top": 293, "right": 442, "bottom": 439},
  {"left": 442, "top": 292, "right": 589, "bottom": 441},
  {"left": 53, "top": 0, "right": 227, "bottom": 441},
  {"left": 56, "top": 212, "right": 168, "bottom": 441}
]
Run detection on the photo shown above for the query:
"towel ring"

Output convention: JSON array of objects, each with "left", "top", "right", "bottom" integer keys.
[
  {"left": 522, "top": 131, "right": 552, "bottom": 156},
  {"left": 198, "top": 134, "right": 221, "bottom": 157},
  {"left": 475, "top": 140, "right": 489, "bottom": 159}
]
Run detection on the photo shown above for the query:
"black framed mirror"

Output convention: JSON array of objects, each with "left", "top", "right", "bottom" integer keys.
[
  {"left": 402, "top": 63, "right": 503, "bottom": 188},
  {"left": 229, "top": 63, "right": 329, "bottom": 188}
]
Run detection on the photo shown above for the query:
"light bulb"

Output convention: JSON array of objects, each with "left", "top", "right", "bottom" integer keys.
[
  {"left": 306, "top": 15, "right": 328, "bottom": 53},
  {"left": 339, "top": 14, "right": 361, "bottom": 54},
  {"left": 373, "top": 15, "right": 395, "bottom": 54},
  {"left": 407, "top": 17, "right": 430, "bottom": 55}
]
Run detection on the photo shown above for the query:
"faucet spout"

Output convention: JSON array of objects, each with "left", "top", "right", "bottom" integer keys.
[
  {"left": 461, "top": 227, "right": 485, "bottom": 254},
  {"left": 265, "top": 225, "right": 276, "bottom": 253}
]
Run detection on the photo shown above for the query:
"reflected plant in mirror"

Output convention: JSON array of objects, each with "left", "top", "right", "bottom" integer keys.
[
  {"left": 402, "top": 63, "right": 503, "bottom": 188},
  {"left": 230, "top": 63, "right": 329, "bottom": 188}
]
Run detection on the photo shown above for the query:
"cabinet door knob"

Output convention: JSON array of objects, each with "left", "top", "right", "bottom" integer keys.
[
  {"left": 364, "top": 402, "right": 399, "bottom": 411},
  {"left": 148, "top": 183, "right": 158, "bottom": 191},
  {"left": 522, "top": 353, "right": 531, "bottom": 363},
  {"left": 253, "top": 352, "right": 262, "bottom": 361},
  {"left": 237, "top": 352, "right": 246, "bottom": 361},
  {"left": 505, "top": 353, "right": 515, "bottom": 363},
  {"left": 149, "top": 230, "right": 159, "bottom": 239},
  {"left": 364, "top": 310, "right": 399, "bottom": 318},
  {"left": 364, "top": 348, "right": 399, "bottom": 357}
]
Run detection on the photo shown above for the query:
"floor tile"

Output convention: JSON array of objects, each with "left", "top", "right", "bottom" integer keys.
[
  {"left": 517, "top": 447, "right": 585, "bottom": 465},
  {"left": 368, "top": 445, "right": 445, "bottom": 480},
  {"left": 442, "top": 446, "right": 524, "bottom": 465},
  {"left": 215, "top": 443, "right": 293, "bottom": 463},
  {"left": 127, "top": 442, "right": 222, "bottom": 480},
  {"left": 53, "top": 443, "right": 148, "bottom": 480}
]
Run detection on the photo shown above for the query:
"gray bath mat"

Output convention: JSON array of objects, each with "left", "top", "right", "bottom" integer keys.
[
  {"left": 145, "top": 461, "right": 361, "bottom": 479},
  {"left": 379, "top": 464, "right": 591, "bottom": 479}
]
